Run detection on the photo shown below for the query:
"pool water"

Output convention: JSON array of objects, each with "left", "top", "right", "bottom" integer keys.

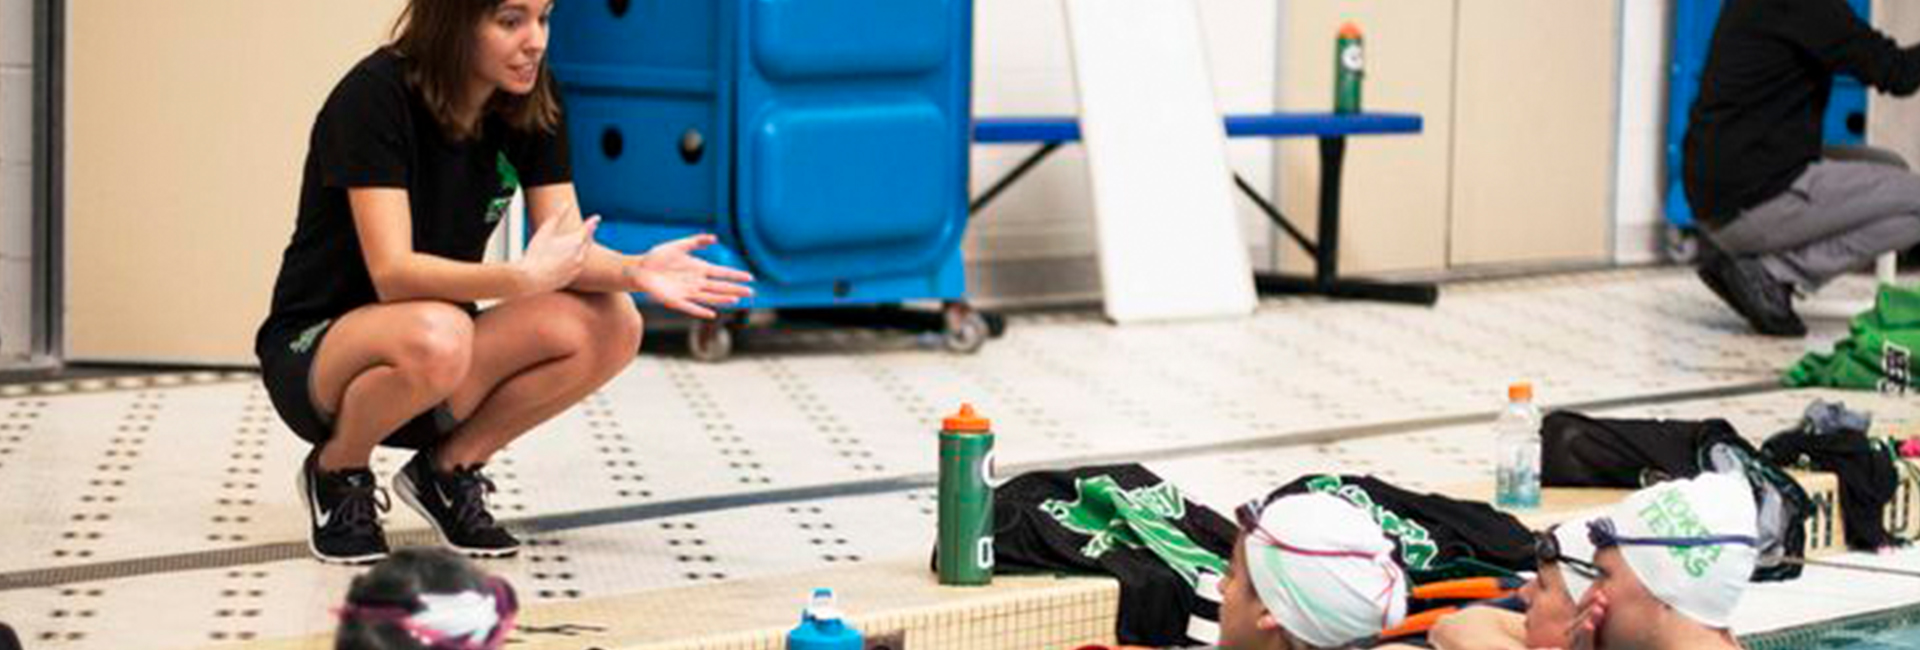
[{"left": 1745, "top": 606, "right": 1920, "bottom": 650}]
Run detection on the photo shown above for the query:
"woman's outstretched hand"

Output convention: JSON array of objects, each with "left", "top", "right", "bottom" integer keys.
[{"left": 625, "top": 234, "right": 755, "bottom": 318}]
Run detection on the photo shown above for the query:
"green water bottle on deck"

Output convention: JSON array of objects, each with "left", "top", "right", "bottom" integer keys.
[
  {"left": 937, "top": 404, "right": 995, "bottom": 586},
  {"left": 1335, "top": 22, "right": 1365, "bottom": 114}
]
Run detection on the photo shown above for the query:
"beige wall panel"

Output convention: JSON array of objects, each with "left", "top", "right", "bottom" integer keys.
[
  {"left": 1448, "top": 0, "right": 1618, "bottom": 267},
  {"left": 1276, "top": 0, "right": 1454, "bottom": 276},
  {"left": 1869, "top": 0, "right": 1920, "bottom": 163},
  {"left": 68, "top": 1, "right": 402, "bottom": 363}
]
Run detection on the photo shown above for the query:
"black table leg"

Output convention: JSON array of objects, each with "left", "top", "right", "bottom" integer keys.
[
  {"left": 1253, "top": 274, "right": 1440, "bottom": 304},
  {"left": 969, "top": 142, "right": 1065, "bottom": 215},
  {"left": 1249, "top": 136, "right": 1439, "bottom": 306},
  {"left": 1233, "top": 172, "right": 1316, "bottom": 257},
  {"left": 1316, "top": 136, "right": 1345, "bottom": 285}
]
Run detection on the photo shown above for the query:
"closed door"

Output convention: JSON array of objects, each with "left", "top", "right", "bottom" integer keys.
[
  {"left": 1448, "top": 0, "right": 1618, "bottom": 267},
  {"left": 1275, "top": 0, "right": 1456, "bottom": 277},
  {"left": 66, "top": 1, "right": 402, "bottom": 363}
]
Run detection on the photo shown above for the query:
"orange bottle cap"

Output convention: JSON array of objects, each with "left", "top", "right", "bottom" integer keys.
[
  {"left": 943, "top": 403, "right": 992, "bottom": 432},
  {"left": 1509, "top": 382, "right": 1533, "bottom": 402},
  {"left": 1339, "top": 22, "right": 1363, "bottom": 39}
]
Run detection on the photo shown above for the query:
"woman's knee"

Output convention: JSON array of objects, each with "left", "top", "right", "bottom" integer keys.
[
  {"left": 595, "top": 293, "right": 646, "bottom": 351},
  {"left": 523, "top": 303, "right": 595, "bottom": 359},
  {"left": 390, "top": 304, "right": 474, "bottom": 393},
  {"left": 517, "top": 293, "right": 641, "bottom": 368},
  {"left": 575, "top": 293, "right": 643, "bottom": 368}
]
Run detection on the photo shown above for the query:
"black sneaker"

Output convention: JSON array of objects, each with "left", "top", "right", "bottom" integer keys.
[
  {"left": 298, "top": 448, "right": 391, "bottom": 565},
  {"left": 393, "top": 450, "right": 520, "bottom": 558},
  {"left": 1697, "top": 253, "right": 1807, "bottom": 337}
]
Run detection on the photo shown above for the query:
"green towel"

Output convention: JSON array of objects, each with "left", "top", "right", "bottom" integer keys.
[{"left": 1785, "top": 285, "right": 1920, "bottom": 391}]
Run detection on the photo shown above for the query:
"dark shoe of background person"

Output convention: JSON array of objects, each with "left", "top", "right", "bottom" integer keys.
[
  {"left": 1697, "top": 254, "right": 1807, "bottom": 337},
  {"left": 1694, "top": 231, "right": 1729, "bottom": 267}
]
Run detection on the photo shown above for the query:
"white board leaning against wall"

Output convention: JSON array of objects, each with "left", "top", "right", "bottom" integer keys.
[{"left": 1062, "top": 0, "right": 1257, "bottom": 323}]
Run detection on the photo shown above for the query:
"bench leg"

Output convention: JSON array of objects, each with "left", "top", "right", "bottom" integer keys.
[
  {"left": 969, "top": 142, "right": 1065, "bottom": 215},
  {"left": 1246, "top": 136, "right": 1439, "bottom": 306},
  {"left": 1253, "top": 274, "right": 1440, "bottom": 304}
]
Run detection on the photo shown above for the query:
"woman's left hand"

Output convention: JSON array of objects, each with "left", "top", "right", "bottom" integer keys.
[{"left": 624, "top": 234, "right": 755, "bottom": 319}]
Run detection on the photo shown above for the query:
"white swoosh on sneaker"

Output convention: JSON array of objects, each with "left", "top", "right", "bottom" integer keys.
[
  {"left": 434, "top": 479, "right": 457, "bottom": 512},
  {"left": 310, "top": 474, "right": 335, "bottom": 530}
]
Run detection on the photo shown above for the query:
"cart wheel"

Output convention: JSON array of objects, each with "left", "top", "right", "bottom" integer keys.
[
  {"left": 1662, "top": 225, "right": 1700, "bottom": 265},
  {"left": 941, "top": 303, "right": 989, "bottom": 354},
  {"left": 688, "top": 320, "right": 733, "bottom": 363}
]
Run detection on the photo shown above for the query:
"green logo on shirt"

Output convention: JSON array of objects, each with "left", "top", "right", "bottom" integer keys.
[
  {"left": 487, "top": 151, "right": 520, "bottom": 225},
  {"left": 288, "top": 319, "right": 333, "bottom": 355}
]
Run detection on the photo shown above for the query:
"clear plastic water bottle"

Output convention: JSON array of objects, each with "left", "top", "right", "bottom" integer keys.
[{"left": 1494, "top": 382, "right": 1542, "bottom": 510}]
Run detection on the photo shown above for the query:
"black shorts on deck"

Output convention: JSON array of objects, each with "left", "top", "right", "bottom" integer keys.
[{"left": 258, "top": 318, "right": 458, "bottom": 450}]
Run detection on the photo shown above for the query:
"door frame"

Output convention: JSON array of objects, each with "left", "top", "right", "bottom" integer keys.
[
  {"left": 37, "top": 0, "right": 65, "bottom": 367},
  {"left": 4, "top": 0, "right": 65, "bottom": 377}
]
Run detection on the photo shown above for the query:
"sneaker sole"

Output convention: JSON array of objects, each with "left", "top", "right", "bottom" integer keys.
[
  {"left": 392, "top": 468, "right": 521, "bottom": 559},
  {"left": 295, "top": 463, "right": 387, "bottom": 566}
]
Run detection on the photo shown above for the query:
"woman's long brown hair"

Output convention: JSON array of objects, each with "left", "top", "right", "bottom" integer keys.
[{"left": 389, "top": 0, "right": 561, "bottom": 141}]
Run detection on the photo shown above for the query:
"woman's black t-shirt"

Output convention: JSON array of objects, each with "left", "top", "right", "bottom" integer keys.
[{"left": 256, "top": 48, "right": 571, "bottom": 357}]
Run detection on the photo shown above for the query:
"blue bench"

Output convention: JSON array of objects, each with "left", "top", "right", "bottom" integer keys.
[{"left": 971, "top": 112, "right": 1436, "bottom": 305}]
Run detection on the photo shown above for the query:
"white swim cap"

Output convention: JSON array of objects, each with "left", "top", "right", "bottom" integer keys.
[
  {"left": 1604, "top": 473, "right": 1758, "bottom": 629},
  {"left": 1244, "top": 493, "right": 1409, "bottom": 648}
]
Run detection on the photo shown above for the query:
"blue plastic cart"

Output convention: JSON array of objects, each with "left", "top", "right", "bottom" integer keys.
[{"left": 549, "top": 0, "right": 984, "bottom": 361}]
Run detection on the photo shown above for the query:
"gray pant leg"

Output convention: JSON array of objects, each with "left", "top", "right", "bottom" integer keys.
[
  {"left": 1705, "top": 160, "right": 1920, "bottom": 290},
  {"left": 1762, "top": 215, "right": 1920, "bottom": 289},
  {"left": 1822, "top": 144, "right": 1911, "bottom": 170}
]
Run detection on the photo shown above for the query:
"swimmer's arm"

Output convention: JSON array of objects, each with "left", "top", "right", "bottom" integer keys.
[
  {"left": 352, "top": 188, "right": 543, "bottom": 302},
  {"left": 1428, "top": 607, "right": 1530, "bottom": 650}
]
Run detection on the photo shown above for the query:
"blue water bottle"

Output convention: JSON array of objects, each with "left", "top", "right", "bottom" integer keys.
[{"left": 787, "top": 588, "right": 863, "bottom": 650}]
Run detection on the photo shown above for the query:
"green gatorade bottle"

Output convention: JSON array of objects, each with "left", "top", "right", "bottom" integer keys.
[
  {"left": 937, "top": 404, "right": 995, "bottom": 586},
  {"left": 1335, "top": 22, "right": 1365, "bottom": 114}
]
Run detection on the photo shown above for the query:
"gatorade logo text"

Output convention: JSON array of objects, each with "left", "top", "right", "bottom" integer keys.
[
  {"left": 1341, "top": 45, "right": 1365, "bottom": 72},
  {"left": 1304, "top": 475, "right": 1439, "bottom": 570},
  {"left": 1039, "top": 476, "right": 1227, "bottom": 588}
]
